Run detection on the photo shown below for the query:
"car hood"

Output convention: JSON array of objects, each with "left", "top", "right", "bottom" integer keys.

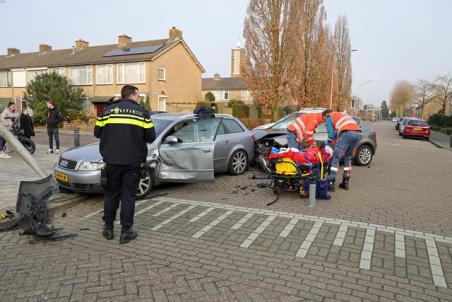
[
  {"left": 60, "top": 143, "right": 103, "bottom": 163},
  {"left": 252, "top": 128, "right": 286, "bottom": 141},
  {"left": 254, "top": 122, "right": 275, "bottom": 130}
]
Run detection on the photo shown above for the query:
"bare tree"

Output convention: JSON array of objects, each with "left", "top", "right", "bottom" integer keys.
[
  {"left": 390, "top": 81, "right": 415, "bottom": 117},
  {"left": 432, "top": 73, "right": 452, "bottom": 114},
  {"left": 414, "top": 79, "right": 435, "bottom": 118},
  {"left": 333, "top": 15, "right": 352, "bottom": 111},
  {"left": 243, "top": 0, "right": 301, "bottom": 121}
]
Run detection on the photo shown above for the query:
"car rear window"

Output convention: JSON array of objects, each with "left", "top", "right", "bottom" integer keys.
[{"left": 408, "top": 120, "right": 428, "bottom": 127}]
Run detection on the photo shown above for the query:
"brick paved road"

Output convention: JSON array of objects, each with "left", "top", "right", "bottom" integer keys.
[{"left": 1, "top": 121, "right": 452, "bottom": 301}]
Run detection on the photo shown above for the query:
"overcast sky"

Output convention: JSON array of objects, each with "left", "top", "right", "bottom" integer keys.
[{"left": 1, "top": 0, "right": 451, "bottom": 106}]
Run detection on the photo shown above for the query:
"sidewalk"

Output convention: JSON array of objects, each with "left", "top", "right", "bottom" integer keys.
[
  {"left": 430, "top": 130, "right": 452, "bottom": 150},
  {"left": 34, "top": 127, "right": 93, "bottom": 136}
]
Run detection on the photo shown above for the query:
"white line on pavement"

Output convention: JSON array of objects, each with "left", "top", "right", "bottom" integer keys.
[
  {"left": 192, "top": 210, "right": 234, "bottom": 239},
  {"left": 231, "top": 212, "right": 254, "bottom": 230},
  {"left": 84, "top": 209, "right": 103, "bottom": 218},
  {"left": 240, "top": 215, "right": 277, "bottom": 248},
  {"left": 333, "top": 224, "right": 348, "bottom": 246},
  {"left": 135, "top": 200, "right": 165, "bottom": 216},
  {"left": 359, "top": 228, "right": 376, "bottom": 270},
  {"left": 425, "top": 238, "right": 447, "bottom": 288},
  {"left": 279, "top": 218, "right": 299, "bottom": 238},
  {"left": 189, "top": 207, "right": 215, "bottom": 222},
  {"left": 296, "top": 221, "right": 323, "bottom": 258},
  {"left": 395, "top": 232, "right": 406, "bottom": 258},
  {"left": 152, "top": 203, "right": 179, "bottom": 217},
  {"left": 151, "top": 205, "right": 196, "bottom": 231}
]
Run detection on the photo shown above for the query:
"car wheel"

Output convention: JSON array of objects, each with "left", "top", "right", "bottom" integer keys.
[
  {"left": 228, "top": 150, "right": 249, "bottom": 175},
  {"left": 355, "top": 145, "right": 373, "bottom": 166},
  {"left": 402, "top": 135, "right": 407, "bottom": 139},
  {"left": 136, "top": 168, "right": 153, "bottom": 199}
]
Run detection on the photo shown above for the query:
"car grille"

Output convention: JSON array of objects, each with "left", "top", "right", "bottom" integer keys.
[{"left": 58, "top": 158, "right": 78, "bottom": 170}]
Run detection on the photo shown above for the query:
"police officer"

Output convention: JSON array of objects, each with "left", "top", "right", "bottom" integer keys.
[
  {"left": 322, "top": 109, "right": 361, "bottom": 191},
  {"left": 94, "top": 85, "right": 156, "bottom": 244}
]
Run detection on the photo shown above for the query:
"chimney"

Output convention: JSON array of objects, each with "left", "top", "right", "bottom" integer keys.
[
  {"left": 213, "top": 73, "right": 221, "bottom": 80},
  {"left": 169, "top": 27, "right": 183, "bottom": 41},
  {"left": 75, "top": 39, "right": 89, "bottom": 50},
  {"left": 39, "top": 44, "right": 52, "bottom": 54},
  {"left": 118, "top": 34, "right": 132, "bottom": 48},
  {"left": 7, "top": 48, "right": 20, "bottom": 56}
]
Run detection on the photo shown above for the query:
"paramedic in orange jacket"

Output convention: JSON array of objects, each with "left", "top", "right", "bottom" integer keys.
[
  {"left": 322, "top": 109, "right": 361, "bottom": 191},
  {"left": 287, "top": 113, "right": 324, "bottom": 150}
]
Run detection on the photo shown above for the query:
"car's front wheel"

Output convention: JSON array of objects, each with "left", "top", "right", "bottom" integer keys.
[
  {"left": 136, "top": 168, "right": 153, "bottom": 199},
  {"left": 228, "top": 150, "right": 249, "bottom": 175},
  {"left": 355, "top": 144, "right": 373, "bottom": 166}
]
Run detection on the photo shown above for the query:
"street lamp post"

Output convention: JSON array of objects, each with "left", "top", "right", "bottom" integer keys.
[{"left": 330, "top": 49, "right": 358, "bottom": 109}]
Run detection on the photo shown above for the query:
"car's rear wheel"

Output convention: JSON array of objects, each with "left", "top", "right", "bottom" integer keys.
[
  {"left": 355, "top": 144, "right": 373, "bottom": 166},
  {"left": 228, "top": 150, "right": 249, "bottom": 175},
  {"left": 136, "top": 168, "right": 153, "bottom": 199}
]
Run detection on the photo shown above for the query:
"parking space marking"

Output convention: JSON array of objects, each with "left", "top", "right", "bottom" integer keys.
[
  {"left": 279, "top": 218, "right": 299, "bottom": 238},
  {"left": 395, "top": 233, "right": 406, "bottom": 258},
  {"left": 296, "top": 221, "right": 323, "bottom": 258},
  {"left": 240, "top": 215, "right": 276, "bottom": 248},
  {"left": 151, "top": 205, "right": 196, "bottom": 231},
  {"left": 135, "top": 200, "right": 165, "bottom": 216},
  {"left": 192, "top": 210, "right": 234, "bottom": 239},
  {"left": 84, "top": 209, "right": 103, "bottom": 218},
  {"left": 152, "top": 203, "right": 179, "bottom": 217},
  {"left": 426, "top": 238, "right": 447, "bottom": 288},
  {"left": 333, "top": 224, "right": 348, "bottom": 246},
  {"left": 189, "top": 207, "right": 215, "bottom": 222},
  {"left": 359, "top": 228, "right": 376, "bottom": 270},
  {"left": 231, "top": 213, "right": 254, "bottom": 230},
  {"left": 115, "top": 199, "right": 161, "bottom": 224},
  {"left": 136, "top": 196, "right": 451, "bottom": 288}
]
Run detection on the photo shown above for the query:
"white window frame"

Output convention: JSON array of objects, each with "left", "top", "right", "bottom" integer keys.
[
  {"left": 117, "top": 62, "right": 146, "bottom": 84},
  {"left": 26, "top": 67, "right": 48, "bottom": 82},
  {"left": 157, "top": 95, "right": 167, "bottom": 111},
  {"left": 96, "top": 64, "right": 113, "bottom": 85},
  {"left": 158, "top": 67, "right": 166, "bottom": 81},
  {"left": 0, "top": 71, "right": 12, "bottom": 88},
  {"left": 223, "top": 90, "right": 229, "bottom": 100},
  {"left": 69, "top": 65, "right": 93, "bottom": 85},
  {"left": 54, "top": 67, "right": 66, "bottom": 76},
  {"left": 11, "top": 69, "right": 26, "bottom": 88}
]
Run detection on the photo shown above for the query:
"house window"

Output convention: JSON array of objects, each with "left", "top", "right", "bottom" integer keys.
[
  {"left": 0, "top": 71, "right": 12, "bottom": 87},
  {"left": 158, "top": 67, "right": 166, "bottom": 81},
  {"left": 12, "top": 69, "right": 26, "bottom": 87},
  {"left": 27, "top": 68, "right": 48, "bottom": 82},
  {"left": 69, "top": 65, "right": 93, "bottom": 85},
  {"left": 54, "top": 67, "right": 66, "bottom": 76},
  {"left": 117, "top": 62, "right": 145, "bottom": 84},
  {"left": 96, "top": 64, "right": 113, "bottom": 84},
  {"left": 223, "top": 91, "right": 229, "bottom": 100}
]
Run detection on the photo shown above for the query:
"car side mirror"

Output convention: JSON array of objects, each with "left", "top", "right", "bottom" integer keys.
[{"left": 164, "top": 136, "right": 179, "bottom": 145}]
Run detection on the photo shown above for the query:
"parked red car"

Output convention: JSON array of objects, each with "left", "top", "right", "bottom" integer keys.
[{"left": 402, "top": 119, "right": 430, "bottom": 140}]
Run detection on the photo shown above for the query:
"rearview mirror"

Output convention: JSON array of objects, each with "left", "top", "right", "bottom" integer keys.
[{"left": 164, "top": 136, "right": 179, "bottom": 145}]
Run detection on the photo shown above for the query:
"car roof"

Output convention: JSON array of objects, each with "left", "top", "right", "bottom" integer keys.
[{"left": 151, "top": 112, "right": 236, "bottom": 121}]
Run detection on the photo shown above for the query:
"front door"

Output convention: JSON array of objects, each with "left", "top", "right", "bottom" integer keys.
[
  {"left": 158, "top": 118, "right": 221, "bottom": 182},
  {"left": 158, "top": 96, "right": 167, "bottom": 112}
]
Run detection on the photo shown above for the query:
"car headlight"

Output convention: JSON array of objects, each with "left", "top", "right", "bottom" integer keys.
[{"left": 79, "top": 161, "right": 105, "bottom": 171}]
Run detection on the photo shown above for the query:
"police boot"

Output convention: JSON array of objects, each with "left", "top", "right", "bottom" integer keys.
[
  {"left": 102, "top": 223, "right": 114, "bottom": 240},
  {"left": 339, "top": 176, "right": 350, "bottom": 190},
  {"left": 120, "top": 226, "right": 138, "bottom": 244},
  {"left": 328, "top": 179, "right": 335, "bottom": 192}
]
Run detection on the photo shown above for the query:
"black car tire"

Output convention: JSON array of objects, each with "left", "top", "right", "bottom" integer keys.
[
  {"left": 136, "top": 167, "right": 153, "bottom": 199},
  {"left": 228, "top": 150, "right": 249, "bottom": 175},
  {"left": 20, "top": 138, "right": 35, "bottom": 154},
  {"left": 355, "top": 144, "right": 373, "bottom": 166}
]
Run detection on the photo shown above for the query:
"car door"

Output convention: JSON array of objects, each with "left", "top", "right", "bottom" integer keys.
[
  {"left": 158, "top": 118, "right": 221, "bottom": 183},
  {"left": 214, "top": 118, "right": 247, "bottom": 172}
]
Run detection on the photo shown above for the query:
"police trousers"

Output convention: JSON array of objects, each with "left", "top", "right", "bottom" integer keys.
[{"left": 103, "top": 163, "right": 141, "bottom": 228}]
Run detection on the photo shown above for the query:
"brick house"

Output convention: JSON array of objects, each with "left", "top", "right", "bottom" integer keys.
[{"left": 0, "top": 27, "right": 204, "bottom": 116}]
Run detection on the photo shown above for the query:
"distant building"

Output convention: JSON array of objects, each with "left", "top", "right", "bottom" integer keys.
[
  {"left": 201, "top": 45, "right": 252, "bottom": 105},
  {"left": 0, "top": 27, "right": 204, "bottom": 116}
]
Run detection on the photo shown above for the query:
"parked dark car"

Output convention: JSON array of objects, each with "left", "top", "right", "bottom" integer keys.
[
  {"left": 252, "top": 112, "right": 377, "bottom": 166},
  {"left": 402, "top": 119, "right": 430, "bottom": 140}
]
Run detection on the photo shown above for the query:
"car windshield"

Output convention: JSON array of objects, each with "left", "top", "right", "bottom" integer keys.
[
  {"left": 408, "top": 120, "right": 428, "bottom": 127},
  {"left": 152, "top": 119, "right": 173, "bottom": 136},
  {"left": 272, "top": 114, "right": 298, "bottom": 129}
]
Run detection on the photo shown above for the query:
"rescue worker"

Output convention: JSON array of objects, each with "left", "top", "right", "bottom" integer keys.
[
  {"left": 287, "top": 112, "right": 324, "bottom": 149},
  {"left": 94, "top": 85, "right": 156, "bottom": 244},
  {"left": 322, "top": 109, "right": 361, "bottom": 191}
]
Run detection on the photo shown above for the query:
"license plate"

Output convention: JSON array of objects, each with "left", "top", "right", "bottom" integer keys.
[
  {"left": 414, "top": 128, "right": 422, "bottom": 131},
  {"left": 55, "top": 172, "right": 69, "bottom": 182}
]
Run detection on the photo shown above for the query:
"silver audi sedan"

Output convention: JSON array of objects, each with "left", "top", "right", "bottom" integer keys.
[{"left": 54, "top": 113, "right": 254, "bottom": 198}]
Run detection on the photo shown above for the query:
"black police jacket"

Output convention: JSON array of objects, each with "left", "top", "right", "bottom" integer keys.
[{"left": 94, "top": 98, "right": 156, "bottom": 165}]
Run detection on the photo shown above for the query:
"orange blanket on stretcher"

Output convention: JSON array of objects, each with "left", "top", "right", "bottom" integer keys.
[{"left": 268, "top": 145, "right": 333, "bottom": 165}]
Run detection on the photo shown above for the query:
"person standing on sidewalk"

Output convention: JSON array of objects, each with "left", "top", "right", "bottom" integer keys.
[
  {"left": 287, "top": 112, "right": 324, "bottom": 150},
  {"left": 0, "top": 102, "right": 19, "bottom": 159},
  {"left": 46, "top": 101, "right": 61, "bottom": 154},
  {"left": 94, "top": 85, "right": 156, "bottom": 244},
  {"left": 20, "top": 106, "right": 35, "bottom": 139},
  {"left": 322, "top": 109, "right": 361, "bottom": 191}
]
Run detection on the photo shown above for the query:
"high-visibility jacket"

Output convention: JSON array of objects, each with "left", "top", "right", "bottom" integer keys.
[
  {"left": 94, "top": 98, "right": 156, "bottom": 165},
  {"left": 327, "top": 112, "right": 361, "bottom": 135},
  {"left": 287, "top": 113, "right": 323, "bottom": 146}
]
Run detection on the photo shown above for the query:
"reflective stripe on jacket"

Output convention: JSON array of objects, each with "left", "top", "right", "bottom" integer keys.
[
  {"left": 327, "top": 112, "right": 361, "bottom": 135},
  {"left": 287, "top": 113, "right": 323, "bottom": 145}
]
